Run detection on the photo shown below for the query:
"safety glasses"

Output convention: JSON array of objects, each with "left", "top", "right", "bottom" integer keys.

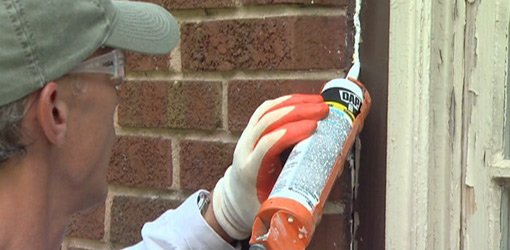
[{"left": 69, "top": 49, "right": 125, "bottom": 88}]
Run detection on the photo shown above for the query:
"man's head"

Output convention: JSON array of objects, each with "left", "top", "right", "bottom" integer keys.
[
  {"left": 0, "top": 0, "right": 179, "bottom": 106},
  {"left": 0, "top": 0, "right": 179, "bottom": 210}
]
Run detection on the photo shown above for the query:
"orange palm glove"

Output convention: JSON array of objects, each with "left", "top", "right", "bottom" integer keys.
[{"left": 212, "top": 94, "right": 329, "bottom": 239}]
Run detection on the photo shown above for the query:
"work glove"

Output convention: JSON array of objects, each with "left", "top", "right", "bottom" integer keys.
[{"left": 212, "top": 94, "right": 329, "bottom": 240}]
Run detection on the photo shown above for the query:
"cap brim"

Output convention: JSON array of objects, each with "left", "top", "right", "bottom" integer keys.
[{"left": 104, "top": 1, "right": 180, "bottom": 55}]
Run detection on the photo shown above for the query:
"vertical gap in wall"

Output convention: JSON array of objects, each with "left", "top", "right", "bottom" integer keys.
[
  {"left": 103, "top": 191, "right": 114, "bottom": 249},
  {"left": 356, "top": 0, "right": 390, "bottom": 248},
  {"left": 222, "top": 80, "right": 229, "bottom": 132},
  {"left": 352, "top": 139, "right": 361, "bottom": 250},
  {"left": 169, "top": 47, "right": 182, "bottom": 72},
  {"left": 350, "top": 0, "right": 363, "bottom": 248},
  {"left": 171, "top": 138, "right": 181, "bottom": 189}
]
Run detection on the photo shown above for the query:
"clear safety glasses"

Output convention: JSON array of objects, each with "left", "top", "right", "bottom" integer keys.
[{"left": 69, "top": 49, "right": 125, "bottom": 88}]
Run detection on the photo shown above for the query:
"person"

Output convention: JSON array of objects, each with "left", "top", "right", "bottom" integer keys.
[{"left": 0, "top": 0, "right": 329, "bottom": 249}]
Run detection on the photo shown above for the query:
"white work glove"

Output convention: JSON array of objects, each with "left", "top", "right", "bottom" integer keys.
[{"left": 212, "top": 94, "right": 329, "bottom": 239}]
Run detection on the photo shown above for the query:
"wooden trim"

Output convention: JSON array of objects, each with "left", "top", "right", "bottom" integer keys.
[
  {"left": 386, "top": 0, "right": 465, "bottom": 249},
  {"left": 461, "top": 1, "right": 510, "bottom": 248}
]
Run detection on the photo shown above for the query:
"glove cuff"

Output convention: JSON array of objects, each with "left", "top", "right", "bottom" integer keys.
[{"left": 213, "top": 177, "right": 251, "bottom": 240}]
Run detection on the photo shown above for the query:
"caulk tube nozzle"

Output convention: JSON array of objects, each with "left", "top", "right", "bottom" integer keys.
[
  {"left": 321, "top": 63, "right": 363, "bottom": 97},
  {"left": 321, "top": 63, "right": 364, "bottom": 117},
  {"left": 347, "top": 62, "right": 360, "bottom": 80}
]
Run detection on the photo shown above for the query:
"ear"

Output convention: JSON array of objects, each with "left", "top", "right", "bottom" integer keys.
[{"left": 36, "top": 82, "right": 68, "bottom": 145}]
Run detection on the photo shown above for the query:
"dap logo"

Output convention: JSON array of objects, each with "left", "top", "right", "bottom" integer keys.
[
  {"left": 102, "top": 60, "right": 114, "bottom": 67},
  {"left": 339, "top": 90, "right": 361, "bottom": 112}
]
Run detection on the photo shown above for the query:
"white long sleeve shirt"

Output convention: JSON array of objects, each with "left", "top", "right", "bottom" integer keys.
[{"left": 125, "top": 190, "right": 237, "bottom": 250}]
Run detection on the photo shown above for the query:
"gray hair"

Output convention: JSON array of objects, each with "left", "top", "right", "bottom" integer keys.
[
  {"left": 0, "top": 77, "right": 85, "bottom": 166},
  {"left": 0, "top": 96, "right": 28, "bottom": 164}
]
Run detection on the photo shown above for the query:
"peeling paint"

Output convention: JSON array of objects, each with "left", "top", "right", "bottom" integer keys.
[
  {"left": 460, "top": 0, "right": 510, "bottom": 248},
  {"left": 465, "top": 187, "right": 477, "bottom": 215},
  {"left": 351, "top": 0, "right": 363, "bottom": 246},
  {"left": 461, "top": 6, "right": 479, "bottom": 248},
  {"left": 449, "top": 89, "right": 456, "bottom": 146}
]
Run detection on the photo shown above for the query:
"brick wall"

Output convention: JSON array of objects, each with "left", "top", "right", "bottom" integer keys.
[{"left": 62, "top": 1, "right": 355, "bottom": 249}]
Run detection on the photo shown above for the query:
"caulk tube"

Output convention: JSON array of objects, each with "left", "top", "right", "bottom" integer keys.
[{"left": 249, "top": 63, "right": 369, "bottom": 250}]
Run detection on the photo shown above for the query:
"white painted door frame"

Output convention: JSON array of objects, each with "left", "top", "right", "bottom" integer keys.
[
  {"left": 387, "top": 0, "right": 510, "bottom": 249},
  {"left": 386, "top": 0, "right": 465, "bottom": 249}
]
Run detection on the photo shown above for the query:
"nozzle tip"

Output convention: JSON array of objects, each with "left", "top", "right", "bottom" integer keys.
[{"left": 347, "top": 62, "right": 361, "bottom": 80}]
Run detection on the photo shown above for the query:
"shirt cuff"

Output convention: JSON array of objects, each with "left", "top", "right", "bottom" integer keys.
[{"left": 138, "top": 190, "right": 237, "bottom": 250}]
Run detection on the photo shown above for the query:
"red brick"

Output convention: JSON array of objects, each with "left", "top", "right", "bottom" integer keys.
[
  {"left": 141, "top": 0, "right": 236, "bottom": 9},
  {"left": 117, "top": 81, "right": 168, "bottom": 128},
  {"left": 308, "top": 214, "right": 351, "bottom": 250},
  {"left": 228, "top": 79, "right": 325, "bottom": 132},
  {"left": 180, "top": 140, "right": 236, "bottom": 191},
  {"left": 110, "top": 196, "right": 182, "bottom": 247},
  {"left": 242, "top": 0, "right": 347, "bottom": 6},
  {"left": 125, "top": 51, "right": 170, "bottom": 72},
  {"left": 118, "top": 80, "right": 222, "bottom": 130},
  {"left": 181, "top": 16, "right": 348, "bottom": 71},
  {"left": 166, "top": 81, "right": 223, "bottom": 130},
  {"left": 108, "top": 136, "right": 172, "bottom": 188},
  {"left": 66, "top": 205, "right": 105, "bottom": 240}
]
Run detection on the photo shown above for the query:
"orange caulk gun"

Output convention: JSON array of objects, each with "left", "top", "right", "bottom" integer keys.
[{"left": 249, "top": 63, "right": 371, "bottom": 250}]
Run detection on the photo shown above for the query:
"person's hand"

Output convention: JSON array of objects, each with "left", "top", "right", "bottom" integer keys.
[{"left": 212, "top": 94, "right": 329, "bottom": 239}]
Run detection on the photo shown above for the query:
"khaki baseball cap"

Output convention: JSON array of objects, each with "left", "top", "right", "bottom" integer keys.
[{"left": 0, "top": 0, "right": 180, "bottom": 106}]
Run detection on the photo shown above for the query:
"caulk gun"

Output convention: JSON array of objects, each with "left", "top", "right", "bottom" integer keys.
[{"left": 249, "top": 63, "right": 371, "bottom": 250}]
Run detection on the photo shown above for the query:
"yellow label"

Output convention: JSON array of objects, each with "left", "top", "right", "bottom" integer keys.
[{"left": 325, "top": 101, "right": 355, "bottom": 121}]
